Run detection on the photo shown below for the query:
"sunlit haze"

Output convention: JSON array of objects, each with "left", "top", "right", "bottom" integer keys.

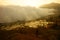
[
  {"left": 0, "top": 0, "right": 59, "bottom": 7},
  {"left": 0, "top": 0, "right": 59, "bottom": 23}
]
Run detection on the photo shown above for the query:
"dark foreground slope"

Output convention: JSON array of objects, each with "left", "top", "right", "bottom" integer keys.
[{"left": 0, "top": 26, "right": 60, "bottom": 40}]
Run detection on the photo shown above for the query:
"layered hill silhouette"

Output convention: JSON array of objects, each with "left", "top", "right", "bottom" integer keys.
[{"left": 40, "top": 3, "right": 60, "bottom": 27}]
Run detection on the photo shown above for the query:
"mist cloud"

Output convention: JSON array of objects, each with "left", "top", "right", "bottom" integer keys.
[{"left": 0, "top": 5, "right": 54, "bottom": 23}]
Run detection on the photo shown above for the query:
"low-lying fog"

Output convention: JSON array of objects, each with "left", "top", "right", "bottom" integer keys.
[{"left": 0, "top": 5, "right": 54, "bottom": 23}]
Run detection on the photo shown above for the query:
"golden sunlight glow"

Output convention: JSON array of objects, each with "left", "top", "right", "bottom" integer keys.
[{"left": 0, "top": 0, "right": 55, "bottom": 7}]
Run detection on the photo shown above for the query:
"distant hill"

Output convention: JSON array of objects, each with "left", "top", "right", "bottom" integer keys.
[
  {"left": 40, "top": 3, "right": 60, "bottom": 9},
  {"left": 40, "top": 3, "right": 60, "bottom": 26}
]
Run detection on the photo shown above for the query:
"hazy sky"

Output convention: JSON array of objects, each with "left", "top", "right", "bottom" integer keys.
[{"left": 0, "top": 0, "right": 60, "bottom": 7}]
